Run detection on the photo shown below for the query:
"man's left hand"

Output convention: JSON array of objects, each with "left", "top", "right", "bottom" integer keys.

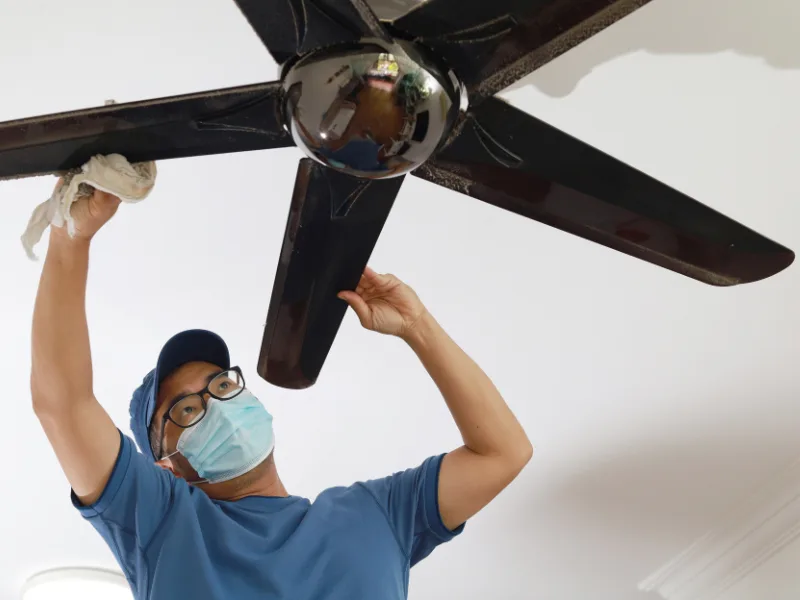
[{"left": 338, "top": 268, "right": 427, "bottom": 341}]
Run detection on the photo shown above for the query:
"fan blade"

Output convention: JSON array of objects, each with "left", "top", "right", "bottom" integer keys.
[
  {"left": 416, "top": 98, "right": 793, "bottom": 285},
  {"left": 233, "top": 0, "right": 391, "bottom": 66},
  {"left": 391, "top": 0, "right": 652, "bottom": 102},
  {"left": 0, "top": 82, "right": 292, "bottom": 181},
  {"left": 259, "top": 159, "right": 404, "bottom": 389}
]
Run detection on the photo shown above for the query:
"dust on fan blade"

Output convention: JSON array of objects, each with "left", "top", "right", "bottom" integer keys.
[{"left": 414, "top": 97, "right": 793, "bottom": 285}]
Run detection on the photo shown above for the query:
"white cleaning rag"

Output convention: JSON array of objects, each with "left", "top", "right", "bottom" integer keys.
[{"left": 21, "top": 154, "right": 157, "bottom": 259}]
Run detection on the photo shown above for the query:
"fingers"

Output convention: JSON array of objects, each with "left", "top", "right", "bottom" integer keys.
[
  {"left": 353, "top": 268, "right": 402, "bottom": 305},
  {"left": 363, "top": 266, "right": 401, "bottom": 285},
  {"left": 355, "top": 270, "right": 376, "bottom": 297},
  {"left": 337, "top": 291, "right": 372, "bottom": 328},
  {"left": 360, "top": 266, "right": 393, "bottom": 288},
  {"left": 363, "top": 266, "right": 391, "bottom": 286}
]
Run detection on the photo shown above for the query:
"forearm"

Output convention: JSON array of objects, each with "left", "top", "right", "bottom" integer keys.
[
  {"left": 31, "top": 228, "right": 94, "bottom": 408},
  {"left": 404, "top": 312, "right": 532, "bottom": 462}
]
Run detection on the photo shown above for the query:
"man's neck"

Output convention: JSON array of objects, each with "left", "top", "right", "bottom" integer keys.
[
  {"left": 230, "top": 477, "right": 289, "bottom": 502},
  {"left": 201, "top": 457, "right": 289, "bottom": 501}
]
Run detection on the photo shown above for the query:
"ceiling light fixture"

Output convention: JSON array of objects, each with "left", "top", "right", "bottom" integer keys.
[{"left": 21, "top": 567, "right": 132, "bottom": 600}]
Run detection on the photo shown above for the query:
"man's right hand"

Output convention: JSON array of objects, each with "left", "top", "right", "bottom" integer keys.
[{"left": 52, "top": 178, "right": 122, "bottom": 242}]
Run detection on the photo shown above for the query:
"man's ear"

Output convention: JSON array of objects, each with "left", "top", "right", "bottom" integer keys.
[{"left": 154, "top": 457, "right": 184, "bottom": 479}]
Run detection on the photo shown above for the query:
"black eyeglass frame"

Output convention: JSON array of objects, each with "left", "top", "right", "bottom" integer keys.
[{"left": 154, "top": 365, "right": 245, "bottom": 460}]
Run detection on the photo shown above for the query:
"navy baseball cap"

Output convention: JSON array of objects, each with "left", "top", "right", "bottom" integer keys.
[{"left": 129, "top": 329, "right": 230, "bottom": 461}]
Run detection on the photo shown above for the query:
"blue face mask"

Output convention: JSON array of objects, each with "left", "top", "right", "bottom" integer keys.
[{"left": 166, "top": 390, "right": 275, "bottom": 485}]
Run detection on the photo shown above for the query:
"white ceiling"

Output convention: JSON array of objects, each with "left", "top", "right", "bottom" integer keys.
[{"left": 2, "top": 0, "right": 800, "bottom": 599}]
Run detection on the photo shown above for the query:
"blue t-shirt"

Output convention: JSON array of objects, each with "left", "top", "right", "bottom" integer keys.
[{"left": 72, "top": 432, "right": 463, "bottom": 599}]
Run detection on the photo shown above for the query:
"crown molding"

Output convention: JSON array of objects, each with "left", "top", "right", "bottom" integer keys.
[{"left": 639, "top": 457, "right": 800, "bottom": 600}]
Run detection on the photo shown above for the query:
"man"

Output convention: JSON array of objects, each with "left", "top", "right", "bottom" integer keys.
[{"left": 31, "top": 185, "right": 533, "bottom": 600}]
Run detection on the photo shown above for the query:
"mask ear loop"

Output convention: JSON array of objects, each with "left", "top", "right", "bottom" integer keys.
[
  {"left": 159, "top": 449, "right": 210, "bottom": 485},
  {"left": 160, "top": 412, "right": 212, "bottom": 487},
  {"left": 157, "top": 422, "right": 196, "bottom": 482},
  {"left": 161, "top": 449, "right": 179, "bottom": 462}
]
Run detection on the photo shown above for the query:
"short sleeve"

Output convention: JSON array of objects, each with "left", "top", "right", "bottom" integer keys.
[
  {"left": 360, "top": 454, "right": 465, "bottom": 567},
  {"left": 71, "top": 431, "right": 176, "bottom": 584}
]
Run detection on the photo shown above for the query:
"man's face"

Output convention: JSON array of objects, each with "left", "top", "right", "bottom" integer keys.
[{"left": 150, "top": 360, "right": 222, "bottom": 480}]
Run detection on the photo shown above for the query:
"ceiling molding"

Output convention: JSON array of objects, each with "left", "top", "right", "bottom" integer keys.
[{"left": 638, "top": 457, "right": 800, "bottom": 600}]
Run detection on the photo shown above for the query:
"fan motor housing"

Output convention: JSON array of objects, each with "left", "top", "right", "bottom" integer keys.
[{"left": 283, "top": 38, "right": 465, "bottom": 179}]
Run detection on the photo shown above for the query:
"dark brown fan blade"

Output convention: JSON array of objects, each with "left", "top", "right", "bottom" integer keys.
[
  {"left": 233, "top": 0, "right": 391, "bottom": 66},
  {"left": 0, "top": 82, "right": 292, "bottom": 181},
  {"left": 416, "top": 97, "right": 793, "bottom": 285},
  {"left": 259, "top": 159, "right": 404, "bottom": 389},
  {"left": 391, "top": 0, "right": 652, "bottom": 102}
]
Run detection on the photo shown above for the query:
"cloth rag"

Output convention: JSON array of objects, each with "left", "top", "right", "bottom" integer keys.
[{"left": 21, "top": 154, "right": 157, "bottom": 259}]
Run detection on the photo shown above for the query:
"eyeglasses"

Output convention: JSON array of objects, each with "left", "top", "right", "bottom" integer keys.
[{"left": 155, "top": 366, "right": 245, "bottom": 460}]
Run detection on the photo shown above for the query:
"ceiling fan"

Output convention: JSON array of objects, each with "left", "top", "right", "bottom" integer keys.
[{"left": 0, "top": 0, "right": 793, "bottom": 389}]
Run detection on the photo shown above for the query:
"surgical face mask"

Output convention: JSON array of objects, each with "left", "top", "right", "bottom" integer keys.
[{"left": 164, "top": 390, "right": 275, "bottom": 485}]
